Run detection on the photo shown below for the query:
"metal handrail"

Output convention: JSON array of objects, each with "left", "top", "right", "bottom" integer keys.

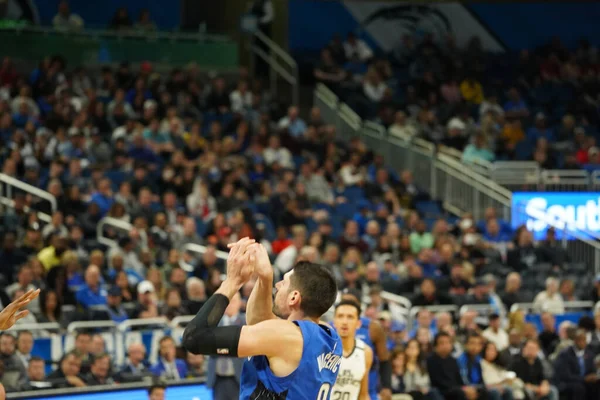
[
  {"left": 4, "top": 25, "right": 232, "bottom": 43},
  {"left": 183, "top": 243, "right": 229, "bottom": 260},
  {"left": 511, "top": 301, "right": 594, "bottom": 313},
  {"left": 171, "top": 316, "right": 194, "bottom": 327},
  {"left": 7, "top": 322, "right": 61, "bottom": 332},
  {"left": 254, "top": 30, "right": 296, "bottom": 69},
  {"left": 251, "top": 29, "right": 299, "bottom": 106},
  {"left": 459, "top": 304, "right": 498, "bottom": 316},
  {"left": 436, "top": 154, "right": 513, "bottom": 201},
  {"left": 96, "top": 216, "right": 133, "bottom": 247},
  {"left": 0, "top": 172, "right": 57, "bottom": 212},
  {"left": 118, "top": 317, "right": 169, "bottom": 332},
  {"left": 0, "top": 197, "right": 51, "bottom": 223},
  {"left": 67, "top": 320, "right": 117, "bottom": 333}
]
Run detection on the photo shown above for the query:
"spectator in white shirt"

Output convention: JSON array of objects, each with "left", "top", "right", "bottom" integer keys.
[
  {"left": 344, "top": 32, "right": 373, "bottom": 63},
  {"left": 339, "top": 153, "right": 366, "bottom": 186},
  {"left": 278, "top": 106, "right": 307, "bottom": 138},
  {"left": 5, "top": 265, "right": 40, "bottom": 314},
  {"left": 483, "top": 313, "right": 509, "bottom": 351},
  {"left": 10, "top": 86, "right": 40, "bottom": 118},
  {"left": 274, "top": 226, "right": 307, "bottom": 276},
  {"left": 229, "top": 81, "right": 253, "bottom": 114},
  {"left": 389, "top": 110, "right": 417, "bottom": 140},
  {"left": 52, "top": 0, "right": 84, "bottom": 31},
  {"left": 479, "top": 94, "right": 505, "bottom": 118},
  {"left": 263, "top": 135, "right": 293, "bottom": 169},
  {"left": 363, "top": 67, "right": 388, "bottom": 103},
  {"left": 533, "top": 277, "right": 565, "bottom": 314}
]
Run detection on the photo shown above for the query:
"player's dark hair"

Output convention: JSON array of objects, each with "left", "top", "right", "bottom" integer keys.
[
  {"left": 290, "top": 261, "right": 338, "bottom": 318},
  {"left": 148, "top": 383, "right": 167, "bottom": 395},
  {"left": 335, "top": 300, "right": 361, "bottom": 317},
  {"left": 433, "top": 331, "right": 451, "bottom": 347}
]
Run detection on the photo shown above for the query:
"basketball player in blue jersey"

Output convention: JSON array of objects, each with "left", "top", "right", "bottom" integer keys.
[
  {"left": 341, "top": 289, "right": 392, "bottom": 400},
  {"left": 183, "top": 238, "right": 343, "bottom": 399}
]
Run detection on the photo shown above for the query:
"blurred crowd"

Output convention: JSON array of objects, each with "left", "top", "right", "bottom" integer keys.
[
  {"left": 0, "top": 43, "right": 600, "bottom": 399},
  {"left": 315, "top": 32, "right": 600, "bottom": 171}
]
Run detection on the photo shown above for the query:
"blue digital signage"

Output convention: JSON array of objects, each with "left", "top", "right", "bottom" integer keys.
[{"left": 511, "top": 192, "right": 600, "bottom": 240}]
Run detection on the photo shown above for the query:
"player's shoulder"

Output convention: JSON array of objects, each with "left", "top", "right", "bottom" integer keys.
[{"left": 355, "top": 338, "right": 367, "bottom": 351}]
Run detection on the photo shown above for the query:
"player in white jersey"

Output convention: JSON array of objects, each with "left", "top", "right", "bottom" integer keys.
[{"left": 332, "top": 300, "right": 373, "bottom": 400}]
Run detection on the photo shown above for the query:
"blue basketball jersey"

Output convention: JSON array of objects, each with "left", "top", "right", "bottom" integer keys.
[
  {"left": 356, "top": 317, "right": 379, "bottom": 400},
  {"left": 239, "top": 320, "right": 343, "bottom": 399}
]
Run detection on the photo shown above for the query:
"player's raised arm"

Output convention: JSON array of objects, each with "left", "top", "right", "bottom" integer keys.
[
  {"left": 183, "top": 238, "right": 302, "bottom": 366},
  {"left": 182, "top": 238, "right": 255, "bottom": 354},
  {"left": 359, "top": 345, "right": 373, "bottom": 400},
  {"left": 245, "top": 244, "right": 277, "bottom": 324}
]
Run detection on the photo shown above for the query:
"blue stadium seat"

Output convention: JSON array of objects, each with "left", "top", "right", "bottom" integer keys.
[
  {"left": 415, "top": 201, "right": 443, "bottom": 218},
  {"left": 334, "top": 202, "right": 357, "bottom": 220},
  {"left": 342, "top": 186, "right": 365, "bottom": 203},
  {"left": 104, "top": 170, "right": 128, "bottom": 190}
]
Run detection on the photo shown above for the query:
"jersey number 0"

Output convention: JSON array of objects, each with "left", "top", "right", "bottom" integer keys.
[{"left": 318, "top": 384, "right": 351, "bottom": 400}]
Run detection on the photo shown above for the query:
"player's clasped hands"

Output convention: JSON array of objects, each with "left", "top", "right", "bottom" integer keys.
[{"left": 226, "top": 237, "right": 257, "bottom": 286}]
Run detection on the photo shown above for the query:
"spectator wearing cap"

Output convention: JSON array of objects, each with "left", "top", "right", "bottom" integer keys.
[
  {"left": 75, "top": 265, "right": 107, "bottom": 309},
  {"left": 483, "top": 314, "right": 509, "bottom": 351},
  {"left": 533, "top": 277, "right": 564, "bottom": 315},
  {"left": 442, "top": 117, "right": 468, "bottom": 151},
  {"left": 106, "top": 286, "right": 128, "bottom": 323},
  {"left": 132, "top": 280, "right": 158, "bottom": 319}
]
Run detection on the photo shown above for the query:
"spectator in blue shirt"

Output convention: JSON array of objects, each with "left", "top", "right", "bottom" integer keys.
[
  {"left": 76, "top": 264, "right": 107, "bottom": 308},
  {"left": 277, "top": 106, "right": 307, "bottom": 138},
  {"left": 503, "top": 87, "right": 529, "bottom": 120},
  {"left": 527, "top": 113, "right": 554, "bottom": 143},
  {"left": 128, "top": 134, "right": 161, "bottom": 167},
  {"left": 90, "top": 178, "right": 114, "bottom": 216},
  {"left": 106, "top": 286, "right": 129, "bottom": 323},
  {"left": 483, "top": 219, "right": 511, "bottom": 243},
  {"left": 458, "top": 334, "right": 513, "bottom": 400}
]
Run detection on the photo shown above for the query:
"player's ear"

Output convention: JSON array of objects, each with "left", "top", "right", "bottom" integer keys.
[
  {"left": 356, "top": 318, "right": 362, "bottom": 330},
  {"left": 288, "top": 290, "right": 301, "bottom": 307}
]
